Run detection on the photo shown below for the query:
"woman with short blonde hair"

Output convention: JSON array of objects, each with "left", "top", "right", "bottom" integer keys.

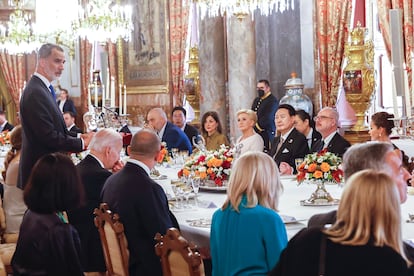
[
  {"left": 211, "top": 152, "right": 287, "bottom": 275},
  {"left": 234, "top": 109, "right": 264, "bottom": 157},
  {"left": 270, "top": 169, "right": 410, "bottom": 275}
]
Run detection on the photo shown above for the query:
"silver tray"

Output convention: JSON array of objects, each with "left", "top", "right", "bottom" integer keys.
[{"left": 300, "top": 198, "right": 340, "bottom": 206}]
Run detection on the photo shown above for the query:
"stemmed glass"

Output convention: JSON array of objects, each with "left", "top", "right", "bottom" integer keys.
[{"left": 191, "top": 177, "right": 201, "bottom": 207}]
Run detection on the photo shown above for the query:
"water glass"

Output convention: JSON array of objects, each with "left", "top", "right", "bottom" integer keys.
[{"left": 191, "top": 177, "right": 201, "bottom": 206}]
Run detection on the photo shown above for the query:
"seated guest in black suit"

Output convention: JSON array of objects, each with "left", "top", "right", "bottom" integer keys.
[
  {"left": 307, "top": 142, "right": 414, "bottom": 262},
  {"left": 0, "top": 109, "right": 14, "bottom": 132},
  {"left": 311, "top": 107, "right": 350, "bottom": 157},
  {"left": 68, "top": 129, "right": 123, "bottom": 273},
  {"left": 269, "top": 104, "right": 308, "bottom": 175},
  {"left": 57, "top": 88, "right": 77, "bottom": 115},
  {"left": 12, "top": 153, "right": 84, "bottom": 275},
  {"left": 294, "top": 109, "right": 321, "bottom": 150},
  {"left": 147, "top": 107, "right": 192, "bottom": 154},
  {"left": 172, "top": 106, "right": 199, "bottom": 145},
  {"left": 101, "top": 129, "right": 179, "bottom": 275},
  {"left": 63, "top": 111, "right": 83, "bottom": 137},
  {"left": 271, "top": 170, "right": 411, "bottom": 275}
]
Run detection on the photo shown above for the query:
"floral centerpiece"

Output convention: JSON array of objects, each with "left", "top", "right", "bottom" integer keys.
[
  {"left": 296, "top": 149, "right": 343, "bottom": 205},
  {"left": 0, "top": 130, "right": 10, "bottom": 146},
  {"left": 157, "top": 142, "right": 171, "bottom": 164},
  {"left": 178, "top": 144, "right": 233, "bottom": 186}
]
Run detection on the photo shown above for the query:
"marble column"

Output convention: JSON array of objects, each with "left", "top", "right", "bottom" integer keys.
[
  {"left": 227, "top": 16, "right": 256, "bottom": 140},
  {"left": 199, "top": 17, "right": 227, "bottom": 133}
]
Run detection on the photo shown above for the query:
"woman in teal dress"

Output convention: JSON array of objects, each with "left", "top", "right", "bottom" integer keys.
[
  {"left": 201, "top": 111, "right": 229, "bottom": 151},
  {"left": 210, "top": 151, "right": 287, "bottom": 275}
]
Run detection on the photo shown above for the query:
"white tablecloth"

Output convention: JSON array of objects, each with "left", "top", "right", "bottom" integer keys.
[
  {"left": 393, "top": 138, "right": 414, "bottom": 159},
  {"left": 156, "top": 167, "right": 414, "bottom": 250}
]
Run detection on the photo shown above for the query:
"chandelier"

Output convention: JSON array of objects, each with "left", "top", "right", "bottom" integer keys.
[
  {"left": 0, "top": 0, "right": 42, "bottom": 55},
  {"left": 72, "top": 0, "right": 133, "bottom": 43},
  {"left": 192, "top": 0, "right": 295, "bottom": 19}
]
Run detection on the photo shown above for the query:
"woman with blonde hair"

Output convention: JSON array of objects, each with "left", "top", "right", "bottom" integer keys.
[
  {"left": 210, "top": 151, "right": 287, "bottom": 275},
  {"left": 270, "top": 170, "right": 410, "bottom": 275},
  {"left": 234, "top": 109, "right": 264, "bottom": 157}
]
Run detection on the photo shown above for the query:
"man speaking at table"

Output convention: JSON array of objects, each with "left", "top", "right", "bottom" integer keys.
[{"left": 18, "top": 43, "right": 94, "bottom": 189}]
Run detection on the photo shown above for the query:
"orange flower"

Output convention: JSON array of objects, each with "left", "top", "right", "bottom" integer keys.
[
  {"left": 298, "top": 162, "right": 306, "bottom": 171},
  {"left": 156, "top": 152, "right": 165, "bottom": 163},
  {"left": 207, "top": 157, "right": 223, "bottom": 167},
  {"left": 307, "top": 163, "right": 317, "bottom": 173},
  {"left": 320, "top": 162, "right": 330, "bottom": 173},
  {"left": 199, "top": 171, "right": 207, "bottom": 179},
  {"left": 183, "top": 169, "right": 190, "bottom": 176},
  {"left": 313, "top": 170, "right": 323, "bottom": 178}
]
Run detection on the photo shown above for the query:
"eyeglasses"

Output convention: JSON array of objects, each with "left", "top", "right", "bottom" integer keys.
[{"left": 314, "top": 115, "right": 334, "bottom": 121}]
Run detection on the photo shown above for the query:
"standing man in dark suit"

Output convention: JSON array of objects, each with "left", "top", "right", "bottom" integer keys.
[
  {"left": 18, "top": 43, "right": 94, "bottom": 189},
  {"left": 270, "top": 104, "right": 309, "bottom": 174},
  {"left": 0, "top": 110, "right": 14, "bottom": 132},
  {"left": 68, "top": 129, "right": 124, "bottom": 273},
  {"left": 63, "top": 111, "right": 83, "bottom": 137},
  {"left": 252, "top": 79, "right": 279, "bottom": 152},
  {"left": 171, "top": 106, "right": 199, "bottom": 145},
  {"left": 147, "top": 107, "right": 192, "bottom": 154},
  {"left": 101, "top": 129, "right": 179, "bottom": 276},
  {"left": 311, "top": 107, "right": 351, "bottom": 157},
  {"left": 57, "top": 88, "right": 77, "bottom": 115}
]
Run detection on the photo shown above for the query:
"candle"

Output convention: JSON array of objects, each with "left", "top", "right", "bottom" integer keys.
[
  {"left": 94, "top": 84, "right": 98, "bottom": 107},
  {"left": 88, "top": 87, "right": 92, "bottom": 109},
  {"left": 119, "top": 84, "right": 123, "bottom": 115},
  {"left": 123, "top": 85, "right": 127, "bottom": 115},
  {"left": 102, "top": 84, "right": 106, "bottom": 108},
  {"left": 106, "top": 71, "right": 110, "bottom": 100},
  {"left": 404, "top": 68, "right": 411, "bottom": 117},
  {"left": 110, "top": 77, "right": 115, "bottom": 107}
]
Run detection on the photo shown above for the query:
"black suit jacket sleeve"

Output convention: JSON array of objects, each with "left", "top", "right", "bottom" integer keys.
[{"left": 63, "top": 99, "right": 77, "bottom": 116}]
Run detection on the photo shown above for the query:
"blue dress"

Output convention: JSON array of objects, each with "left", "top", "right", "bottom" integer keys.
[{"left": 210, "top": 195, "right": 288, "bottom": 276}]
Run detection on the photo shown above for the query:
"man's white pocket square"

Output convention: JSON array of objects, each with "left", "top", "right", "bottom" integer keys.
[{"left": 282, "top": 148, "right": 290, "bottom": 153}]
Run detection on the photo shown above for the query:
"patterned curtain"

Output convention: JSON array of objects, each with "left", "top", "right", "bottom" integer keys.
[
  {"left": 79, "top": 39, "right": 93, "bottom": 118},
  {"left": 314, "top": 0, "right": 353, "bottom": 107},
  {"left": 0, "top": 53, "right": 26, "bottom": 111},
  {"left": 377, "top": 0, "right": 413, "bottom": 96},
  {"left": 169, "top": 0, "right": 190, "bottom": 106}
]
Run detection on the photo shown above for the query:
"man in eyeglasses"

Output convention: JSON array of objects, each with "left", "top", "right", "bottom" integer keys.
[{"left": 311, "top": 107, "right": 350, "bottom": 157}]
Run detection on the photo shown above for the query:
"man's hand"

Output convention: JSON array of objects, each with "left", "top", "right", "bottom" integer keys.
[
  {"left": 81, "top": 132, "right": 95, "bottom": 149},
  {"left": 279, "top": 162, "right": 294, "bottom": 175},
  {"left": 112, "top": 160, "right": 124, "bottom": 173}
]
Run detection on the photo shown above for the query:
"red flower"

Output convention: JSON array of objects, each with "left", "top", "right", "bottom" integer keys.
[
  {"left": 198, "top": 155, "right": 206, "bottom": 163},
  {"left": 222, "top": 160, "right": 231, "bottom": 169},
  {"left": 296, "top": 171, "right": 306, "bottom": 182},
  {"left": 215, "top": 178, "right": 222, "bottom": 186},
  {"left": 332, "top": 169, "right": 343, "bottom": 183},
  {"left": 177, "top": 169, "right": 183, "bottom": 178},
  {"left": 317, "top": 148, "right": 328, "bottom": 156}
]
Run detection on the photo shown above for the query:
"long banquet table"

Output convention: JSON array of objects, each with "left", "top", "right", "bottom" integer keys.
[{"left": 155, "top": 166, "right": 414, "bottom": 251}]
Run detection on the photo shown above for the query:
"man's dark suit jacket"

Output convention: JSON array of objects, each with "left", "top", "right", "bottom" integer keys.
[
  {"left": 67, "top": 155, "right": 111, "bottom": 272},
  {"left": 308, "top": 210, "right": 414, "bottom": 262},
  {"left": 68, "top": 125, "right": 83, "bottom": 137},
  {"left": 270, "top": 128, "right": 309, "bottom": 173},
  {"left": 1, "top": 122, "right": 14, "bottom": 132},
  {"left": 252, "top": 93, "right": 279, "bottom": 150},
  {"left": 18, "top": 75, "right": 83, "bottom": 189},
  {"left": 162, "top": 122, "right": 192, "bottom": 154},
  {"left": 101, "top": 162, "right": 179, "bottom": 276},
  {"left": 57, "top": 98, "right": 77, "bottom": 115},
  {"left": 184, "top": 123, "right": 199, "bottom": 145},
  {"left": 311, "top": 132, "right": 351, "bottom": 157},
  {"left": 309, "top": 128, "right": 322, "bottom": 150}
]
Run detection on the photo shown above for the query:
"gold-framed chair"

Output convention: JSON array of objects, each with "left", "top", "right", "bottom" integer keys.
[
  {"left": 154, "top": 228, "right": 205, "bottom": 276},
  {"left": 0, "top": 198, "right": 16, "bottom": 275},
  {"left": 94, "top": 203, "right": 129, "bottom": 276}
]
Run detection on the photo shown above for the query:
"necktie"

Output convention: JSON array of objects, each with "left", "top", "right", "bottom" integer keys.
[
  {"left": 49, "top": 85, "right": 56, "bottom": 101},
  {"left": 320, "top": 140, "right": 325, "bottom": 151},
  {"left": 276, "top": 137, "right": 284, "bottom": 154}
]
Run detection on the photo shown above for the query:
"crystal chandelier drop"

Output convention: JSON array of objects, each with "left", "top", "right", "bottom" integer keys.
[
  {"left": 72, "top": 0, "right": 133, "bottom": 43},
  {"left": 0, "top": 0, "right": 42, "bottom": 55},
  {"left": 193, "top": 0, "right": 295, "bottom": 19}
]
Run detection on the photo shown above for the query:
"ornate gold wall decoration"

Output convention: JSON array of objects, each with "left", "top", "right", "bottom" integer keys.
[{"left": 184, "top": 46, "right": 200, "bottom": 124}]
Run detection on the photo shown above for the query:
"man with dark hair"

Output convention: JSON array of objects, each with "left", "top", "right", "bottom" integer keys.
[
  {"left": 0, "top": 110, "right": 14, "bottom": 132},
  {"left": 101, "top": 129, "right": 179, "bottom": 275},
  {"left": 63, "top": 111, "right": 83, "bottom": 137},
  {"left": 172, "top": 106, "right": 199, "bottom": 145},
  {"left": 269, "top": 104, "right": 308, "bottom": 174},
  {"left": 252, "top": 79, "right": 279, "bottom": 152},
  {"left": 18, "top": 43, "right": 94, "bottom": 189}
]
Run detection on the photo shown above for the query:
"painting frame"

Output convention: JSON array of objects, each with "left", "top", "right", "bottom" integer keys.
[{"left": 120, "top": 0, "right": 170, "bottom": 94}]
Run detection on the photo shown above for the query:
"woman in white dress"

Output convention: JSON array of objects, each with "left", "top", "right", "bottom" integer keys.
[{"left": 235, "top": 109, "right": 264, "bottom": 157}]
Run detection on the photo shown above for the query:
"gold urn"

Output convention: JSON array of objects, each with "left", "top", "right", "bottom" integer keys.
[{"left": 343, "top": 23, "right": 375, "bottom": 131}]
